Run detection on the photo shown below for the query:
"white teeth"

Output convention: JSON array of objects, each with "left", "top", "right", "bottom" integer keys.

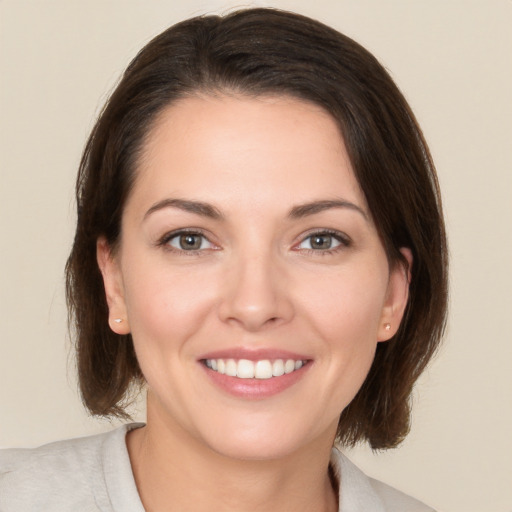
[
  {"left": 284, "top": 359, "right": 296, "bottom": 374},
  {"left": 272, "top": 359, "right": 285, "bottom": 377},
  {"left": 225, "top": 359, "right": 237, "bottom": 377},
  {"left": 255, "top": 360, "right": 273, "bottom": 379},
  {"left": 204, "top": 358, "right": 306, "bottom": 379},
  {"left": 237, "top": 359, "right": 255, "bottom": 379}
]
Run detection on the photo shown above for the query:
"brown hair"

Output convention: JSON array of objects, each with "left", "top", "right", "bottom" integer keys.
[{"left": 66, "top": 8, "right": 448, "bottom": 449}]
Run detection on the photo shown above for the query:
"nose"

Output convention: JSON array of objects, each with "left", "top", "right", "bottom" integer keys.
[{"left": 218, "top": 251, "right": 294, "bottom": 332}]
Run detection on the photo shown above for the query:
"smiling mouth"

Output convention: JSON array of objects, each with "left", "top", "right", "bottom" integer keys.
[{"left": 203, "top": 358, "right": 307, "bottom": 380}]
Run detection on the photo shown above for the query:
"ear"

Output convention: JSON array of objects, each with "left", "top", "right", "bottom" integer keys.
[
  {"left": 96, "top": 237, "right": 130, "bottom": 335},
  {"left": 377, "top": 248, "right": 413, "bottom": 342}
]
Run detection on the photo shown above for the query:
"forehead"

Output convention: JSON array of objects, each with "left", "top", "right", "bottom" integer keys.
[{"left": 128, "top": 94, "right": 366, "bottom": 215}]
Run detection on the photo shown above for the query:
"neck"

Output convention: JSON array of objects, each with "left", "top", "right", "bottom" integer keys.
[{"left": 127, "top": 402, "right": 338, "bottom": 512}]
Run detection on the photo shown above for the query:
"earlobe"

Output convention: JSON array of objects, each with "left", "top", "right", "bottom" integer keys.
[
  {"left": 96, "top": 237, "right": 130, "bottom": 335},
  {"left": 378, "top": 248, "right": 413, "bottom": 342}
]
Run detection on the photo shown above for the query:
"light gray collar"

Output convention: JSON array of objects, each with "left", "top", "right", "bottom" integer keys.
[{"left": 330, "top": 447, "right": 386, "bottom": 512}]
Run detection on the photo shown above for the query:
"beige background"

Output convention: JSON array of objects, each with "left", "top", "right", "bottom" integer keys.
[{"left": 1, "top": 1, "right": 511, "bottom": 511}]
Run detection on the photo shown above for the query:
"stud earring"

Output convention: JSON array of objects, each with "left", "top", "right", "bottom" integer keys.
[
  {"left": 384, "top": 323, "right": 391, "bottom": 331},
  {"left": 114, "top": 318, "right": 123, "bottom": 324}
]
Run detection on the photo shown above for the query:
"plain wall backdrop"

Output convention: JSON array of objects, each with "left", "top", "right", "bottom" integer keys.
[{"left": 1, "top": 1, "right": 511, "bottom": 511}]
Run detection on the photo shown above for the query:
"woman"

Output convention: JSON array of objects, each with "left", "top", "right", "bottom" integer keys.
[{"left": 0, "top": 8, "right": 447, "bottom": 511}]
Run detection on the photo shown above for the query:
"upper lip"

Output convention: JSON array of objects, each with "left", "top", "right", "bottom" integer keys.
[{"left": 198, "top": 347, "right": 311, "bottom": 362}]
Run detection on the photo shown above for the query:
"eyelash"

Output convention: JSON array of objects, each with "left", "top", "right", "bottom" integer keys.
[
  {"left": 156, "top": 228, "right": 351, "bottom": 256},
  {"left": 157, "top": 229, "right": 216, "bottom": 256},
  {"left": 294, "top": 229, "right": 352, "bottom": 256}
]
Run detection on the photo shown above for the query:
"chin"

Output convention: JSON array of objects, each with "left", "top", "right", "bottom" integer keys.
[
  {"left": 206, "top": 432, "right": 306, "bottom": 462},
  {"left": 196, "top": 414, "right": 335, "bottom": 462}
]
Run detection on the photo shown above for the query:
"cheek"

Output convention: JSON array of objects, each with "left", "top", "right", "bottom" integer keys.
[
  {"left": 121, "top": 260, "right": 220, "bottom": 351},
  {"left": 295, "top": 263, "right": 388, "bottom": 402},
  {"left": 299, "top": 263, "right": 388, "bottom": 341}
]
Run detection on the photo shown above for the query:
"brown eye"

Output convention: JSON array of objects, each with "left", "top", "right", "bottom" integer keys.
[
  {"left": 166, "top": 232, "right": 213, "bottom": 251},
  {"left": 296, "top": 231, "right": 349, "bottom": 252},
  {"left": 310, "top": 234, "right": 334, "bottom": 249},
  {"left": 179, "top": 234, "right": 203, "bottom": 250}
]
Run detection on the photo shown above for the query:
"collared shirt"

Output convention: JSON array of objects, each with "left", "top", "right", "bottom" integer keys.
[{"left": 0, "top": 424, "right": 434, "bottom": 511}]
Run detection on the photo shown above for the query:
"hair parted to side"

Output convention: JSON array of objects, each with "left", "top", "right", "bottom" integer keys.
[{"left": 66, "top": 8, "right": 448, "bottom": 450}]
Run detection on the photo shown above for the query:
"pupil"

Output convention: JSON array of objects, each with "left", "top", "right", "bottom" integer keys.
[
  {"left": 180, "top": 234, "right": 201, "bottom": 250},
  {"left": 312, "top": 235, "right": 331, "bottom": 249}
]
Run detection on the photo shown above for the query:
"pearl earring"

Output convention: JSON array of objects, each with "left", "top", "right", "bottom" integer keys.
[
  {"left": 384, "top": 323, "right": 391, "bottom": 331},
  {"left": 114, "top": 318, "right": 123, "bottom": 324}
]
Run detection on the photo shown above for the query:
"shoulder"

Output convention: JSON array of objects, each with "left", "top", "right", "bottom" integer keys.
[
  {"left": 0, "top": 429, "right": 112, "bottom": 511},
  {"left": 330, "top": 448, "right": 435, "bottom": 512},
  {"left": 367, "top": 478, "right": 435, "bottom": 512},
  {"left": 0, "top": 423, "right": 143, "bottom": 512}
]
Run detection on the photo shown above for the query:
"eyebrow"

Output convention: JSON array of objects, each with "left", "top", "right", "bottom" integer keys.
[
  {"left": 144, "top": 197, "right": 368, "bottom": 222},
  {"left": 144, "top": 198, "right": 224, "bottom": 220},
  {"left": 288, "top": 199, "right": 368, "bottom": 221}
]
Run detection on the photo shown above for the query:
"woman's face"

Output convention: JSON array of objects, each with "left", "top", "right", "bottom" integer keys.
[{"left": 99, "top": 94, "right": 410, "bottom": 460}]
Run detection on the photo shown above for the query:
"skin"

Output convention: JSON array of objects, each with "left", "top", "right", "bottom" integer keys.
[{"left": 97, "top": 94, "right": 411, "bottom": 512}]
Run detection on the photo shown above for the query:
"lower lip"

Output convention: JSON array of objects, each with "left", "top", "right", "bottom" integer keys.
[{"left": 200, "top": 362, "right": 311, "bottom": 400}]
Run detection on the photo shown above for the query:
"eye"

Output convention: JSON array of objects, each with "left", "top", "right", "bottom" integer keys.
[
  {"left": 296, "top": 230, "right": 349, "bottom": 252},
  {"left": 163, "top": 231, "right": 215, "bottom": 252}
]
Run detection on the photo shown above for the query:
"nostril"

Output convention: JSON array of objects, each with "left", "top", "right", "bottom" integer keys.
[{"left": 217, "top": 266, "right": 294, "bottom": 330}]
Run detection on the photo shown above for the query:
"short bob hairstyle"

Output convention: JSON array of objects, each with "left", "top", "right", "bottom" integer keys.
[{"left": 66, "top": 8, "right": 448, "bottom": 450}]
